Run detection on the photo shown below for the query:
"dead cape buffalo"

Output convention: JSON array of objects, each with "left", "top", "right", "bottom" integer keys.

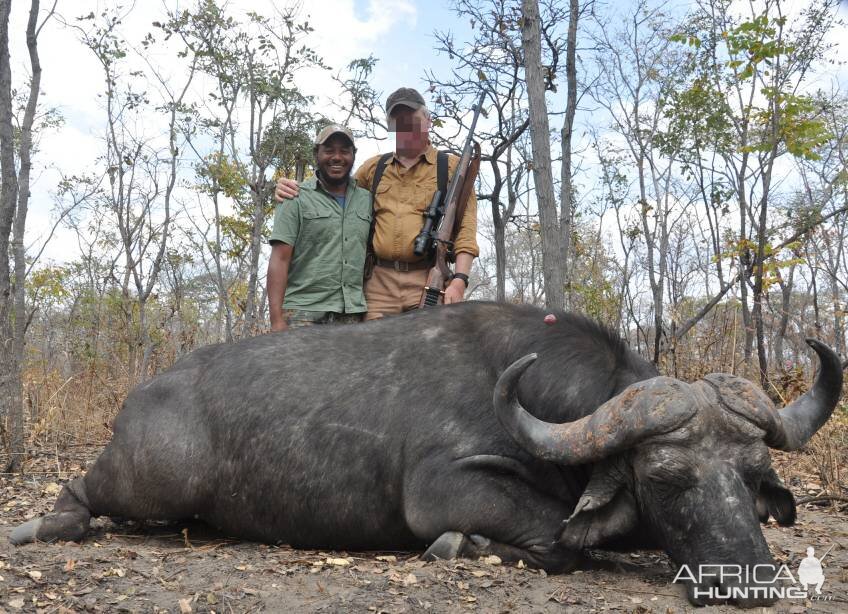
[{"left": 10, "top": 302, "right": 843, "bottom": 607}]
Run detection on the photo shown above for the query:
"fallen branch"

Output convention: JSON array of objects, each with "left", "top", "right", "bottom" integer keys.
[{"left": 797, "top": 495, "right": 848, "bottom": 505}]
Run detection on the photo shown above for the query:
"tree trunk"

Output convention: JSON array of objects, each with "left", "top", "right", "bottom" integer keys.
[
  {"left": 0, "top": 0, "right": 18, "bottom": 470},
  {"left": 489, "top": 158, "right": 507, "bottom": 303},
  {"left": 0, "top": 0, "right": 44, "bottom": 471},
  {"left": 735, "top": 159, "right": 754, "bottom": 366},
  {"left": 559, "top": 0, "right": 578, "bottom": 309},
  {"left": 751, "top": 117, "right": 781, "bottom": 387},
  {"left": 521, "top": 0, "right": 565, "bottom": 310},
  {"left": 774, "top": 264, "right": 795, "bottom": 368},
  {"left": 244, "top": 185, "right": 266, "bottom": 335},
  {"left": 494, "top": 222, "right": 507, "bottom": 302}
]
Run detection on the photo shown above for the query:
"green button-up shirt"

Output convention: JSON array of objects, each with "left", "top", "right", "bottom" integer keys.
[{"left": 268, "top": 176, "right": 371, "bottom": 314}]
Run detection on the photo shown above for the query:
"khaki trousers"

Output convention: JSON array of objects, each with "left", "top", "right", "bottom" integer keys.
[{"left": 364, "top": 265, "right": 428, "bottom": 321}]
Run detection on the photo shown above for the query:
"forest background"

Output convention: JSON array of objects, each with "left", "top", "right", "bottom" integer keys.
[{"left": 0, "top": 0, "right": 846, "bottom": 505}]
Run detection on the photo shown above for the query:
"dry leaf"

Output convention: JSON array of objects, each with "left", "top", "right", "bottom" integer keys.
[
  {"left": 8, "top": 598, "right": 25, "bottom": 610},
  {"left": 376, "top": 555, "right": 397, "bottom": 563},
  {"left": 326, "top": 558, "right": 351, "bottom": 566},
  {"left": 64, "top": 559, "right": 76, "bottom": 572},
  {"left": 481, "top": 555, "right": 502, "bottom": 565},
  {"left": 517, "top": 560, "right": 526, "bottom": 569},
  {"left": 43, "top": 482, "right": 61, "bottom": 496},
  {"left": 27, "top": 570, "right": 42, "bottom": 580},
  {"left": 402, "top": 573, "right": 417, "bottom": 586},
  {"left": 178, "top": 597, "right": 193, "bottom": 613}
]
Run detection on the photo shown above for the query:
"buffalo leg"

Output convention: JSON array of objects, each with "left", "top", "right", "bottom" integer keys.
[
  {"left": 404, "top": 457, "right": 579, "bottom": 571},
  {"left": 423, "top": 531, "right": 574, "bottom": 570},
  {"left": 10, "top": 479, "right": 91, "bottom": 545},
  {"left": 422, "top": 531, "right": 468, "bottom": 561}
]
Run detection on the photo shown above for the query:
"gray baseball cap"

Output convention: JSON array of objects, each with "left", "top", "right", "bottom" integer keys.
[
  {"left": 385, "top": 87, "right": 426, "bottom": 117},
  {"left": 314, "top": 124, "right": 355, "bottom": 146}
]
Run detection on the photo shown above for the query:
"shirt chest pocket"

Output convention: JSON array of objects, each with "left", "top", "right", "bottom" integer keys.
[
  {"left": 372, "top": 183, "right": 392, "bottom": 213},
  {"left": 412, "top": 175, "right": 439, "bottom": 213},
  {"left": 300, "top": 208, "right": 337, "bottom": 243}
]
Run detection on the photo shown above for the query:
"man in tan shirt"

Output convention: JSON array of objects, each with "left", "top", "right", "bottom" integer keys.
[{"left": 275, "top": 88, "right": 478, "bottom": 320}]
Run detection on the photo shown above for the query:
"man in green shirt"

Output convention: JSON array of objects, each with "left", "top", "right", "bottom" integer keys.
[{"left": 267, "top": 124, "right": 372, "bottom": 331}]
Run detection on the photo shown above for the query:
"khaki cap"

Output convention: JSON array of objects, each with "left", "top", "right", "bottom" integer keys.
[
  {"left": 385, "top": 87, "right": 426, "bottom": 117},
  {"left": 314, "top": 124, "right": 355, "bottom": 146}
]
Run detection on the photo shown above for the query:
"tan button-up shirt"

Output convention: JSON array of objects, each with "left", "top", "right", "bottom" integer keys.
[{"left": 355, "top": 145, "right": 479, "bottom": 262}]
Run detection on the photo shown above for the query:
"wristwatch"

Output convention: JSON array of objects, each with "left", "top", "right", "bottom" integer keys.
[{"left": 451, "top": 273, "right": 469, "bottom": 288}]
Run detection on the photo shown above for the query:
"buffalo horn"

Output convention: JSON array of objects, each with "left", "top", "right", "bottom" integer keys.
[
  {"left": 493, "top": 354, "right": 698, "bottom": 465},
  {"left": 767, "top": 339, "right": 844, "bottom": 451}
]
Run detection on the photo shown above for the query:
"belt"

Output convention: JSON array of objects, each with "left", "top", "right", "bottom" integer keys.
[{"left": 374, "top": 257, "right": 431, "bottom": 271}]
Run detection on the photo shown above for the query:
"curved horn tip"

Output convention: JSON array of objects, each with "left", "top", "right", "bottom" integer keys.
[
  {"left": 805, "top": 337, "right": 824, "bottom": 352},
  {"left": 804, "top": 338, "right": 843, "bottom": 372},
  {"left": 496, "top": 354, "right": 538, "bottom": 398},
  {"left": 771, "top": 337, "right": 844, "bottom": 451},
  {"left": 505, "top": 353, "right": 538, "bottom": 372}
]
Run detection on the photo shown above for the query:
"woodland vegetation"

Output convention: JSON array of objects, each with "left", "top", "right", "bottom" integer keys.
[{"left": 0, "top": 0, "right": 846, "bottom": 489}]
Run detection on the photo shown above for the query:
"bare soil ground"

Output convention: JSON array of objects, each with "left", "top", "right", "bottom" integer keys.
[{"left": 1, "top": 449, "right": 846, "bottom": 614}]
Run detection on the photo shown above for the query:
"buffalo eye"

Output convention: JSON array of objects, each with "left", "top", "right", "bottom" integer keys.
[{"left": 643, "top": 459, "right": 698, "bottom": 491}]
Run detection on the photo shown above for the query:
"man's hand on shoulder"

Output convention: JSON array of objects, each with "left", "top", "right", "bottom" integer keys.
[{"left": 275, "top": 177, "right": 300, "bottom": 202}]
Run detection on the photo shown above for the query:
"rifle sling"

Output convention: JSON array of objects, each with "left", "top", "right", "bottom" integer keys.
[
  {"left": 436, "top": 150, "right": 448, "bottom": 208},
  {"left": 368, "top": 153, "right": 393, "bottom": 253},
  {"left": 451, "top": 142, "right": 481, "bottom": 249}
]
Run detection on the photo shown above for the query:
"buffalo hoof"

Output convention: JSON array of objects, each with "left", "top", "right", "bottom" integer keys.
[
  {"left": 9, "top": 510, "right": 89, "bottom": 545},
  {"left": 423, "top": 531, "right": 469, "bottom": 561},
  {"left": 10, "top": 518, "right": 42, "bottom": 545}
]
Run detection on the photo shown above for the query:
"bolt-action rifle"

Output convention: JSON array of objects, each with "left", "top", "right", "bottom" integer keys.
[{"left": 416, "top": 91, "right": 484, "bottom": 307}]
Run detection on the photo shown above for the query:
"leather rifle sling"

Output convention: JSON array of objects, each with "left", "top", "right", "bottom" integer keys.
[
  {"left": 451, "top": 142, "right": 481, "bottom": 243},
  {"left": 368, "top": 153, "right": 393, "bottom": 251}
]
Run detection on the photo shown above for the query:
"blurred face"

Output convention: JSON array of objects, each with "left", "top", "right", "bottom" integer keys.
[
  {"left": 315, "top": 134, "right": 355, "bottom": 187},
  {"left": 389, "top": 106, "right": 430, "bottom": 157}
]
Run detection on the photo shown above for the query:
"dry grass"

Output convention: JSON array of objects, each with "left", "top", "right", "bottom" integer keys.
[{"left": 15, "top": 366, "right": 128, "bottom": 467}]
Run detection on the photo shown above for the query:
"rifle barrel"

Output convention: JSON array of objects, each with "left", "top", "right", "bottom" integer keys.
[{"left": 442, "top": 91, "right": 486, "bottom": 203}]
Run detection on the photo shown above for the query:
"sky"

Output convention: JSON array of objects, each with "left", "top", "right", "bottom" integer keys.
[
  {"left": 5, "top": 0, "right": 848, "bottom": 269},
  {"left": 6, "top": 0, "right": 469, "bottom": 265}
]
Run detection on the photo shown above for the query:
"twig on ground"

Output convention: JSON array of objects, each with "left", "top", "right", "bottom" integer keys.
[{"left": 797, "top": 495, "right": 848, "bottom": 505}]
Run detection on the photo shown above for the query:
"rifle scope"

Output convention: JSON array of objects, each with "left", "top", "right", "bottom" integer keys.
[{"left": 413, "top": 190, "right": 442, "bottom": 257}]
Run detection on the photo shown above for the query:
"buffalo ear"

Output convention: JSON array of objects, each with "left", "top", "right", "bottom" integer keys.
[
  {"left": 756, "top": 469, "right": 796, "bottom": 527},
  {"left": 558, "top": 460, "right": 638, "bottom": 549}
]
